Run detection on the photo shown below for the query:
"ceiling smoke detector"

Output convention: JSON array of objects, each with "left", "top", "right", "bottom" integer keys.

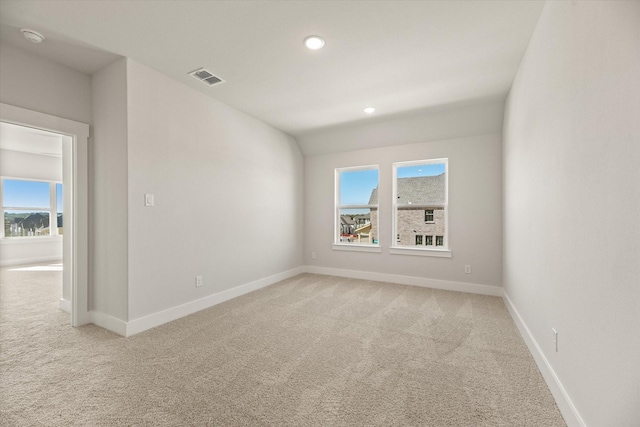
[
  {"left": 188, "top": 68, "right": 225, "bottom": 86},
  {"left": 20, "top": 28, "right": 45, "bottom": 43}
]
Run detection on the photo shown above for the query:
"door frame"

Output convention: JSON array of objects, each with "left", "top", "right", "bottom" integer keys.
[{"left": 1, "top": 103, "right": 90, "bottom": 327}]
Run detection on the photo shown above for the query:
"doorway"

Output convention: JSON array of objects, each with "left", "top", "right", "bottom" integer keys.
[{"left": 0, "top": 103, "right": 89, "bottom": 327}]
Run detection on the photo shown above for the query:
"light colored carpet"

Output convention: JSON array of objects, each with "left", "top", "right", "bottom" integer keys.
[{"left": 0, "top": 264, "right": 566, "bottom": 426}]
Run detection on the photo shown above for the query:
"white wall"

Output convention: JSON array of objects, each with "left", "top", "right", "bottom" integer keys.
[
  {"left": 305, "top": 132, "right": 503, "bottom": 291},
  {"left": 503, "top": 2, "right": 640, "bottom": 426},
  {"left": 0, "top": 43, "right": 92, "bottom": 124},
  {"left": 91, "top": 58, "right": 129, "bottom": 320},
  {"left": 0, "top": 149, "right": 63, "bottom": 266},
  {"left": 125, "top": 60, "right": 304, "bottom": 320}
]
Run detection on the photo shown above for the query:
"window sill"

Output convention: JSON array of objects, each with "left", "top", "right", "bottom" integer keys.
[
  {"left": 332, "top": 244, "right": 382, "bottom": 253},
  {"left": 1, "top": 236, "right": 63, "bottom": 244},
  {"left": 389, "top": 247, "right": 452, "bottom": 258}
]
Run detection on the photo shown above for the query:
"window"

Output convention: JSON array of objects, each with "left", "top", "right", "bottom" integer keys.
[
  {"left": 56, "top": 183, "right": 63, "bottom": 235},
  {"left": 392, "top": 159, "right": 448, "bottom": 252},
  {"left": 335, "top": 166, "right": 379, "bottom": 248},
  {"left": 2, "top": 178, "right": 62, "bottom": 238},
  {"left": 425, "top": 209, "right": 434, "bottom": 222}
]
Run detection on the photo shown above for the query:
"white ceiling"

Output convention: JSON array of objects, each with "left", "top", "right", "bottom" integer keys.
[{"left": 0, "top": 1, "right": 545, "bottom": 136}]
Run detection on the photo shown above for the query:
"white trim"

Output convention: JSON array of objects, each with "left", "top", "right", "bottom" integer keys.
[
  {"left": 1, "top": 236, "right": 63, "bottom": 244},
  {"left": 332, "top": 244, "right": 382, "bottom": 253},
  {"left": 339, "top": 204, "right": 376, "bottom": 210},
  {"left": 124, "top": 266, "right": 305, "bottom": 337},
  {"left": 502, "top": 291, "right": 586, "bottom": 427},
  {"left": 90, "top": 310, "right": 128, "bottom": 337},
  {"left": 389, "top": 247, "right": 452, "bottom": 258},
  {"left": 59, "top": 298, "right": 71, "bottom": 313},
  {"left": 304, "top": 266, "right": 502, "bottom": 296},
  {"left": 0, "top": 255, "right": 61, "bottom": 267}
]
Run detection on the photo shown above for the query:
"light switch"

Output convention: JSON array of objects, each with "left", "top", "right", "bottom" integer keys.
[{"left": 144, "top": 194, "right": 154, "bottom": 207}]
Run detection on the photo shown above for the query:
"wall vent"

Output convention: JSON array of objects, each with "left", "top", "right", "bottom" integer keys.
[{"left": 188, "top": 68, "right": 225, "bottom": 86}]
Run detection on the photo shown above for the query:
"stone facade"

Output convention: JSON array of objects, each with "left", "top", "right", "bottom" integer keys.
[{"left": 370, "top": 207, "right": 445, "bottom": 246}]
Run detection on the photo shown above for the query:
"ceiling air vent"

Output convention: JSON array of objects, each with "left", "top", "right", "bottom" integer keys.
[{"left": 188, "top": 68, "right": 225, "bottom": 86}]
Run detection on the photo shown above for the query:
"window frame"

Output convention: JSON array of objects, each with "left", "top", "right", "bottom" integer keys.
[
  {"left": 1, "top": 176, "right": 63, "bottom": 240},
  {"left": 424, "top": 209, "right": 434, "bottom": 223},
  {"left": 390, "top": 158, "right": 451, "bottom": 258},
  {"left": 333, "top": 164, "right": 381, "bottom": 253}
]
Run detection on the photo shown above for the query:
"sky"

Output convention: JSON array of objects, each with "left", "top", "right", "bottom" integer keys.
[
  {"left": 339, "top": 162, "right": 445, "bottom": 207},
  {"left": 397, "top": 163, "right": 445, "bottom": 179},
  {"left": 340, "top": 169, "right": 378, "bottom": 205},
  {"left": 2, "top": 179, "right": 63, "bottom": 212}
]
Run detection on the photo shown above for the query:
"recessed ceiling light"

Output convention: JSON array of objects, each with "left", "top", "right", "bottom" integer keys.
[
  {"left": 364, "top": 107, "right": 376, "bottom": 114},
  {"left": 304, "top": 35, "right": 325, "bottom": 50},
  {"left": 20, "top": 28, "right": 45, "bottom": 44}
]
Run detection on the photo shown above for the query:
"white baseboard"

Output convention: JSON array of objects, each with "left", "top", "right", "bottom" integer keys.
[
  {"left": 124, "top": 266, "right": 305, "bottom": 337},
  {"left": 59, "top": 298, "right": 71, "bottom": 313},
  {"left": 304, "top": 266, "right": 503, "bottom": 296},
  {"left": 90, "top": 310, "right": 128, "bottom": 336},
  {"left": 502, "top": 292, "right": 586, "bottom": 427},
  {"left": 0, "top": 256, "right": 62, "bottom": 267}
]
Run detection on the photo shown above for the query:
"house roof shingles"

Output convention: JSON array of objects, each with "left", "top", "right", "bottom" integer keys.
[{"left": 368, "top": 173, "right": 446, "bottom": 205}]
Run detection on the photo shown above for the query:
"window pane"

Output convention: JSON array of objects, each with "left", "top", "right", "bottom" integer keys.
[
  {"left": 395, "top": 160, "right": 447, "bottom": 248},
  {"left": 3, "top": 179, "right": 50, "bottom": 208},
  {"left": 56, "top": 184, "right": 63, "bottom": 213},
  {"left": 339, "top": 169, "right": 378, "bottom": 206},
  {"left": 396, "top": 163, "right": 446, "bottom": 205},
  {"left": 425, "top": 209, "right": 434, "bottom": 222},
  {"left": 56, "top": 183, "right": 63, "bottom": 235},
  {"left": 338, "top": 208, "right": 376, "bottom": 244},
  {"left": 4, "top": 210, "right": 50, "bottom": 237}
]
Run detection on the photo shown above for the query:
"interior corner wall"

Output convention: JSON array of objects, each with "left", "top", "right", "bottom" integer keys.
[
  {"left": 503, "top": 2, "right": 640, "bottom": 426},
  {"left": 91, "top": 58, "right": 129, "bottom": 321},
  {"left": 304, "top": 133, "right": 503, "bottom": 290},
  {"left": 0, "top": 43, "right": 92, "bottom": 124},
  {"left": 297, "top": 98, "right": 505, "bottom": 156},
  {"left": 125, "top": 59, "right": 304, "bottom": 321}
]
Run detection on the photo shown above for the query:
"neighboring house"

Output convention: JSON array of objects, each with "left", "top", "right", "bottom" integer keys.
[
  {"left": 339, "top": 215, "right": 356, "bottom": 235},
  {"left": 354, "top": 222, "right": 372, "bottom": 244},
  {"left": 339, "top": 214, "right": 372, "bottom": 243},
  {"left": 352, "top": 213, "right": 370, "bottom": 226},
  {"left": 369, "top": 174, "right": 446, "bottom": 246}
]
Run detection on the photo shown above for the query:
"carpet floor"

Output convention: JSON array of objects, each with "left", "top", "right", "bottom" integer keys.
[{"left": 0, "top": 264, "right": 565, "bottom": 426}]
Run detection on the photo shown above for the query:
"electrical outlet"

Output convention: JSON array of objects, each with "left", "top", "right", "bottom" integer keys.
[
  {"left": 464, "top": 265, "right": 471, "bottom": 274},
  {"left": 311, "top": 252, "right": 316, "bottom": 259},
  {"left": 196, "top": 275, "right": 203, "bottom": 287},
  {"left": 552, "top": 328, "right": 558, "bottom": 352}
]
